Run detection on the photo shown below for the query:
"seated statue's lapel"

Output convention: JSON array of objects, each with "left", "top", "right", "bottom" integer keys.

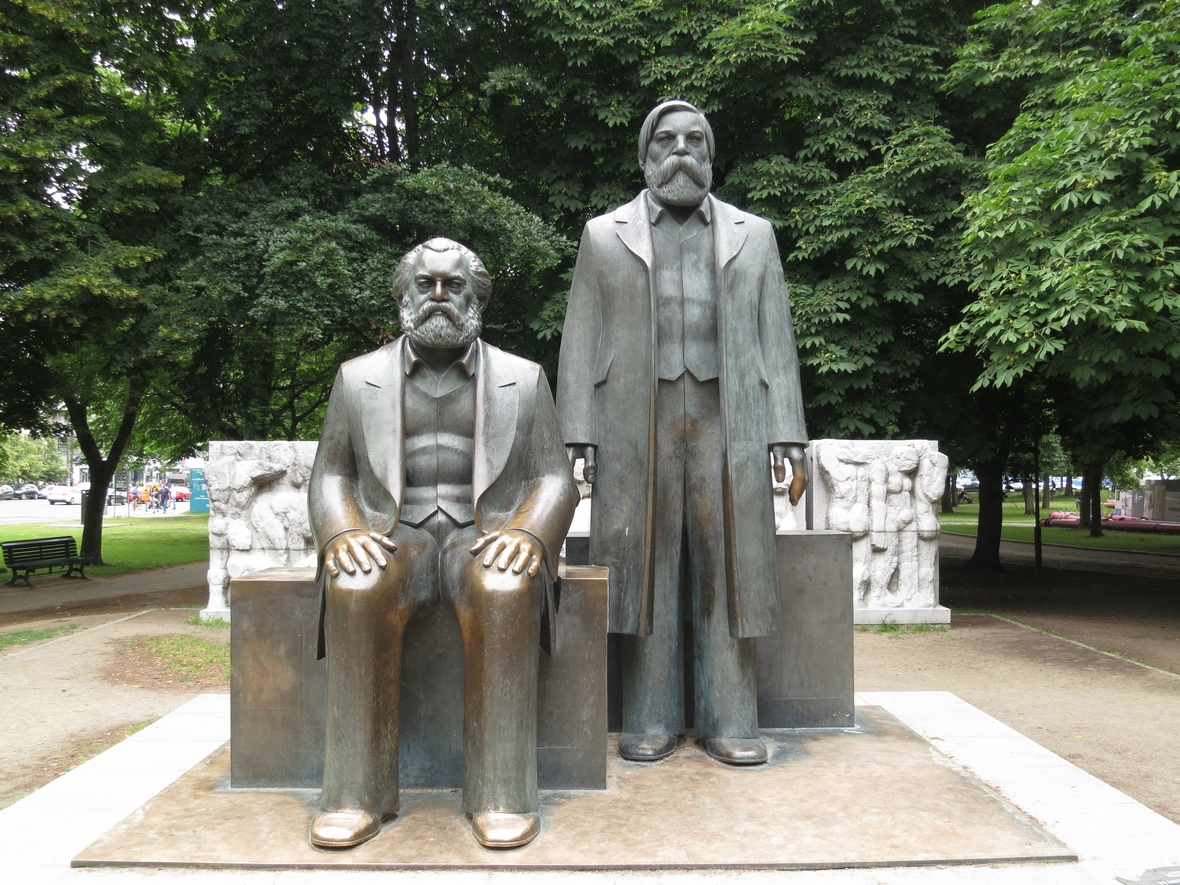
[
  {"left": 473, "top": 341, "right": 518, "bottom": 512},
  {"left": 359, "top": 338, "right": 406, "bottom": 519}
]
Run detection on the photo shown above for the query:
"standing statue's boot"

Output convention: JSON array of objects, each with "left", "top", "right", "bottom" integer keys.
[
  {"left": 309, "top": 810, "right": 384, "bottom": 848},
  {"left": 704, "top": 737, "right": 768, "bottom": 765},
  {"left": 470, "top": 812, "right": 540, "bottom": 849},
  {"left": 618, "top": 732, "right": 678, "bottom": 761}
]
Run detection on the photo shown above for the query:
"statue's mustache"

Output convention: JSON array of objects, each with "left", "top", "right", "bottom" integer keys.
[
  {"left": 656, "top": 155, "right": 710, "bottom": 186},
  {"left": 416, "top": 301, "right": 462, "bottom": 326}
]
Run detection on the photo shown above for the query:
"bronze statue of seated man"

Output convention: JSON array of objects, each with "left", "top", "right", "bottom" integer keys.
[{"left": 307, "top": 238, "right": 577, "bottom": 850}]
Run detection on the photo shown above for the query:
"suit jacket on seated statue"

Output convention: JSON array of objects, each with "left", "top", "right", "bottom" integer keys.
[{"left": 307, "top": 238, "right": 577, "bottom": 850}]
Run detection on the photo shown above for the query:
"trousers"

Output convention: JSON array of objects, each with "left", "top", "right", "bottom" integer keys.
[
  {"left": 320, "top": 511, "right": 543, "bottom": 817},
  {"left": 620, "top": 373, "right": 760, "bottom": 739}
]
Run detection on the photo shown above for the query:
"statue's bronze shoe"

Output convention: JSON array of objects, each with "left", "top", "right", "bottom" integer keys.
[
  {"left": 470, "top": 812, "right": 540, "bottom": 849},
  {"left": 705, "top": 737, "right": 768, "bottom": 765},
  {"left": 309, "top": 810, "right": 383, "bottom": 848},
  {"left": 618, "top": 732, "right": 678, "bottom": 761}
]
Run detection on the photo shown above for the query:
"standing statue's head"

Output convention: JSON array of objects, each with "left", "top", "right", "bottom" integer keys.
[
  {"left": 638, "top": 100, "right": 715, "bottom": 207},
  {"left": 393, "top": 238, "right": 491, "bottom": 349}
]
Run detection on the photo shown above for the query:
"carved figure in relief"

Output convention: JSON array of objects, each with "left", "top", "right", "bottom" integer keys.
[
  {"left": 915, "top": 448, "right": 949, "bottom": 600},
  {"left": 818, "top": 443, "right": 873, "bottom": 602},
  {"left": 206, "top": 447, "right": 303, "bottom": 613},
  {"left": 814, "top": 441, "right": 946, "bottom": 609}
]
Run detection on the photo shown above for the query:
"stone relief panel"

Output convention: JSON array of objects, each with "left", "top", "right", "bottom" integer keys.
[
  {"left": 809, "top": 440, "right": 947, "bottom": 611},
  {"left": 204, "top": 439, "right": 946, "bottom": 619},
  {"left": 205, "top": 441, "right": 319, "bottom": 614}
]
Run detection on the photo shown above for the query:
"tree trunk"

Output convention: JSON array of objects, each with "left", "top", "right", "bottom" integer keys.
[
  {"left": 1065, "top": 473, "right": 1074, "bottom": 496},
  {"left": 1021, "top": 477, "right": 1035, "bottom": 515},
  {"left": 941, "top": 467, "right": 955, "bottom": 514},
  {"left": 966, "top": 459, "right": 1005, "bottom": 571},
  {"left": 1088, "top": 462, "right": 1104, "bottom": 538},
  {"left": 63, "top": 382, "right": 143, "bottom": 565},
  {"left": 1042, "top": 472, "right": 1052, "bottom": 508},
  {"left": 401, "top": 0, "right": 420, "bottom": 166}
]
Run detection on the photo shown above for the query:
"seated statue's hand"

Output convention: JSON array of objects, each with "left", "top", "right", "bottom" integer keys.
[
  {"left": 469, "top": 529, "right": 544, "bottom": 578},
  {"left": 323, "top": 530, "right": 397, "bottom": 578}
]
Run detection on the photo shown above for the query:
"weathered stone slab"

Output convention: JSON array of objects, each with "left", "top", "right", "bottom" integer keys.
[{"left": 810, "top": 439, "right": 950, "bottom": 624}]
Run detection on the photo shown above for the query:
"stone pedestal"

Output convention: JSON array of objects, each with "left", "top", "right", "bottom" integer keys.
[
  {"left": 230, "top": 564, "right": 609, "bottom": 791},
  {"left": 566, "top": 529, "right": 855, "bottom": 730},
  {"left": 757, "top": 531, "right": 854, "bottom": 728}
]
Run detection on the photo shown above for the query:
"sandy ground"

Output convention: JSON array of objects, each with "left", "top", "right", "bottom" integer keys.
[
  {"left": 1, "top": 549, "right": 1178, "bottom": 828},
  {"left": 0, "top": 587, "right": 222, "bottom": 809}
]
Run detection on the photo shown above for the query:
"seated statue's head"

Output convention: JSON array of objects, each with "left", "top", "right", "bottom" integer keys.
[
  {"left": 638, "top": 100, "right": 715, "bottom": 207},
  {"left": 393, "top": 237, "right": 491, "bottom": 349}
]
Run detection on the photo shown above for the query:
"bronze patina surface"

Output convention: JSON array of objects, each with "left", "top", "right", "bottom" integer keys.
[
  {"left": 305, "top": 238, "right": 578, "bottom": 848},
  {"left": 556, "top": 101, "right": 812, "bottom": 765},
  {"left": 230, "top": 564, "right": 608, "bottom": 792},
  {"left": 74, "top": 707, "right": 1075, "bottom": 870}
]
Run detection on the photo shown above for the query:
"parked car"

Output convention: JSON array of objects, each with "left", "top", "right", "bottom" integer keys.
[
  {"left": 14, "top": 483, "right": 39, "bottom": 499},
  {"left": 47, "top": 484, "right": 81, "bottom": 505},
  {"left": 36, "top": 485, "right": 51, "bottom": 499},
  {"left": 0, "top": 484, "right": 14, "bottom": 501},
  {"left": 172, "top": 487, "right": 191, "bottom": 502}
]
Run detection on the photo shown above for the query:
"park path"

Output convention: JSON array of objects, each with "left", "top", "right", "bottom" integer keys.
[{"left": 0, "top": 562, "right": 208, "bottom": 619}]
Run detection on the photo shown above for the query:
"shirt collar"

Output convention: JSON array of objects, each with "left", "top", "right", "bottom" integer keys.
[
  {"left": 645, "top": 190, "right": 711, "bottom": 226},
  {"left": 403, "top": 338, "right": 479, "bottom": 378}
]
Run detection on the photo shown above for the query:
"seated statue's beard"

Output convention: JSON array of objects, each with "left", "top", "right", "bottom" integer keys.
[
  {"left": 645, "top": 155, "right": 712, "bottom": 207},
  {"left": 402, "top": 301, "right": 483, "bottom": 349}
]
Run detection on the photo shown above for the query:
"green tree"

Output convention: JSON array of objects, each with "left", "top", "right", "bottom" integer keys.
[
  {"left": 0, "top": 0, "right": 210, "bottom": 561},
  {"left": 0, "top": 432, "right": 67, "bottom": 484},
  {"left": 146, "top": 163, "right": 570, "bottom": 455},
  {"left": 942, "top": 0, "right": 1180, "bottom": 531}
]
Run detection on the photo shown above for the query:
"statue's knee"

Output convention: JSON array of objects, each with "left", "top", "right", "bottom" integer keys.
[
  {"left": 327, "top": 563, "right": 404, "bottom": 604},
  {"left": 466, "top": 561, "right": 537, "bottom": 598}
]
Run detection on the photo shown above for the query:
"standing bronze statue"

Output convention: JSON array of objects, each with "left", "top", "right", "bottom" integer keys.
[
  {"left": 308, "top": 238, "right": 577, "bottom": 849},
  {"left": 556, "top": 101, "right": 807, "bottom": 765}
]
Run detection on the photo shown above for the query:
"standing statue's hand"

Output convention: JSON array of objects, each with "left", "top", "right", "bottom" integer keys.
[
  {"left": 772, "top": 444, "right": 809, "bottom": 506},
  {"left": 323, "top": 530, "right": 397, "bottom": 578},
  {"left": 566, "top": 444, "right": 598, "bottom": 484},
  {"left": 470, "top": 529, "right": 544, "bottom": 577}
]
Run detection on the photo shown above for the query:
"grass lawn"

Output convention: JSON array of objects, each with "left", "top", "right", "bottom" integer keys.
[
  {"left": 941, "top": 501, "right": 1180, "bottom": 554},
  {"left": 0, "top": 512, "right": 210, "bottom": 576}
]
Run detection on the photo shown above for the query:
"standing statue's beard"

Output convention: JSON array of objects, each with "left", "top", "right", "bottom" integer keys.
[
  {"left": 644, "top": 153, "right": 712, "bottom": 207},
  {"left": 401, "top": 298, "right": 483, "bottom": 349}
]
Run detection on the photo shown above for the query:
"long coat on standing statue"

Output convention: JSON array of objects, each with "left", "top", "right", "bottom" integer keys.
[{"left": 557, "top": 190, "right": 807, "bottom": 640}]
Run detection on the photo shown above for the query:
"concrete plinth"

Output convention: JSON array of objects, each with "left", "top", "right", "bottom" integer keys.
[
  {"left": 230, "top": 564, "right": 609, "bottom": 791},
  {"left": 570, "top": 530, "right": 856, "bottom": 730},
  {"left": 855, "top": 605, "right": 952, "bottom": 626},
  {"left": 757, "top": 531, "right": 854, "bottom": 727},
  {"left": 72, "top": 705, "right": 1074, "bottom": 870}
]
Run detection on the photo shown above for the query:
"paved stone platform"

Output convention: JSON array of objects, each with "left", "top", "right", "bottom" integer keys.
[
  {"left": 3, "top": 693, "right": 1180, "bottom": 884},
  {"left": 71, "top": 706, "right": 1070, "bottom": 871}
]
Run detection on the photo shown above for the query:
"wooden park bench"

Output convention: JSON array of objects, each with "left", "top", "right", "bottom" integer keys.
[{"left": 1, "top": 536, "right": 96, "bottom": 587}]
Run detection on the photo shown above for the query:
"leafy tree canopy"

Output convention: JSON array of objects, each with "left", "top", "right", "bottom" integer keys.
[
  {"left": 146, "top": 162, "right": 571, "bottom": 454},
  {"left": 943, "top": 0, "right": 1180, "bottom": 428}
]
